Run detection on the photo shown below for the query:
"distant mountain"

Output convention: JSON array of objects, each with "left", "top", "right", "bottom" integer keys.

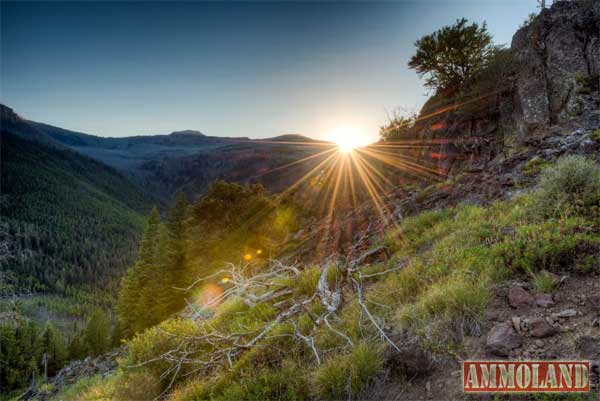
[
  {"left": 13, "top": 107, "right": 334, "bottom": 200},
  {"left": 0, "top": 104, "right": 337, "bottom": 294},
  {"left": 261, "top": 134, "right": 322, "bottom": 143},
  {"left": 0, "top": 105, "right": 152, "bottom": 295}
]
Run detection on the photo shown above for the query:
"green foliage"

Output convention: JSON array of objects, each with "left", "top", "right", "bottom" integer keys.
[
  {"left": 126, "top": 319, "right": 200, "bottom": 385},
  {"left": 530, "top": 155, "right": 600, "bottom": 219},
  {"left": 492, "top": 218, "right": 600, "bottom": 273},
  {"left": 113, "top": 370, "right": 162, "bottom": 401},
  {"left": 77, "top": 156, "right": 600, "bottom": 400},
  {"left": 118, "top": 180, "right": 303, "bottom": 336},
  {"left": 313, "top": 342, "right": 383, "bottom": 400},
  {"left": 217, "top": 364, "right": 308, "bottom": 401},
  {"left": 379, "top": 112, "right": 416, "bottom": 142},
  {"left": 117, "top": 207, "right": 173, "bottom": 335},
  {"left": 591, "top": 128, "right": 600, "bottom": 142},
  {"left": 522, "top": 157, "right": 552, "bottom": 177},
  {"left": 530, "top": 270, "right": 556, "bottom": 293},
  {"left": 51, "top": 372, "right": 119, "bottom": 401},
  {"left": 82, "top": 308, "right": 111, "bottom": 356},
  {"left": 408, "top": 18, "right": 494, "bottom": 90},
  {"left": 0, "top": 321, "right": 41, "bottom": 392},
  {"left": 40, "top": 322, "right": 68, "bottom": 377},
  {"left": 0, "top": 132, "right": 147, "bottom": 295}
]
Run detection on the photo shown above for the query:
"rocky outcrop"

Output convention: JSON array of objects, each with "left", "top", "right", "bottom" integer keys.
[
  {"left": 512, "top": 0, "right": 600, "bottom": 137},
  {"left": 409, "top": 1, "right": 600, "bottom": 176},
  {"left": 26, "top": 348, "right": 124, "bottom": 400}
]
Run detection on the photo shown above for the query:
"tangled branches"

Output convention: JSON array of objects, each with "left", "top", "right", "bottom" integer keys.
[{"left": 132, "top": 259, "right": 405, "bottom": 399}]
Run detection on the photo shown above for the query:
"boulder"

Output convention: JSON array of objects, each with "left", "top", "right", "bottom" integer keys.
[
  {"left": 535, "top": 293, "right": 555, "bottom": 308},
  {"left": 486, "top": 322, "right": 522, "bottom": 357},
  {"left": 530, "top": 318, "right": 558, "bottom": 338},
  {"left": 509, "top": 287, "right": 534, "bottom": 309}
]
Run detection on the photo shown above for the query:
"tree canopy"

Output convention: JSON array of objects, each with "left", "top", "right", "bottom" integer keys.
[{"left": 408, "top": 18, "right": 493, "bottom": 91}]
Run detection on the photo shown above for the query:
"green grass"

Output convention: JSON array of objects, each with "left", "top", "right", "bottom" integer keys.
[
  {"left": 530, "top": 270, "right": 557, "bottom": 293},
  {"left": 59, "top": 156, "right": 600, "bottom": 401}
]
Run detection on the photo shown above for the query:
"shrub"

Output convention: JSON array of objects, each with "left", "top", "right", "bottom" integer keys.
[
  {"left": 530, "top": 156, "right": 600, "bottom": 219},
  {"left": 313, "top": 342, "right": 383, "bottom": 400},
  {"left": 493, "top": 218, "right": 600, "bottom": 273},
  {"left": 126, "top": 318, "right": 201, "bottom": 385},
  {"left": 591, "top": 128, "right": 600, "bottom": 142},
  {"left": 52, "top": 373, "right": 119, "bottom": 401},
  {"left": 218, "top": 365, "right": 308, "bottom": 401},
  {"left": 113, "top": 370, "right": 162, "bottom": 401},
  {"left": 531, "top": 270, "right": 556, "bottom": 293}
]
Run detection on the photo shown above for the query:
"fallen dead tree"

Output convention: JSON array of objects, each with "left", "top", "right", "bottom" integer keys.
[{"left": 131, "top": 259, "right": 406, "bottom": 400}]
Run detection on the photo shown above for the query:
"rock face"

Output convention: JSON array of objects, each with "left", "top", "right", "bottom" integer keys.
[
  {"left": 486, "top": 322, "right": 522, "bottom": 356},
  {"left": 409, "top": 1, "right": 600, "bottom": 176},
  {"left": 512, "top": 1, "right": 600, "bottom": 136}
]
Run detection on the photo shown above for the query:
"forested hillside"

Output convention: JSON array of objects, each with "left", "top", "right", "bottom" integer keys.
[{"left": 0, "top": 108, "right": 151, "bottom": 295}]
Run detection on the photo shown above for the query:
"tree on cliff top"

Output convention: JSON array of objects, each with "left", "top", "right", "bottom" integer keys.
[{"left": 409, "top": 18, "right": 493, "bottom": 91}]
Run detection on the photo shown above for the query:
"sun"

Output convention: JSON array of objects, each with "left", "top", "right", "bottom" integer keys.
[{"left": 329, "top": 126, "right": 371, "bottom": 153}]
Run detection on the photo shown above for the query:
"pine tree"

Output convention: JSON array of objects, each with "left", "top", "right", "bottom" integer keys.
[
  {"left": 117, "top": 207, "right": 161, "bottom": 335},
  {"left": 82, "top": 309, "right": 111, "bottom": 356},
  {"left": 40, "top": 322, "right": 67, "bottom": 378},
  {"left": 163, "top": 192, "right": 189, "bottom": 316}
]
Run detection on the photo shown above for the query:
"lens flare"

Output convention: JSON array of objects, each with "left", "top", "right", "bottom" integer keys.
[{"left": 329, "top": 126, "right": 372, "bottom": 153}]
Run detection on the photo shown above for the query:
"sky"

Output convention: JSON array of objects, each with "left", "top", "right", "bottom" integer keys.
[{"left": 1, "top": 1, "right": 537, "bottom": 143}]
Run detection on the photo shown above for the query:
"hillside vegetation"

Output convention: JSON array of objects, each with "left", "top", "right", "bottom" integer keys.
[
  {"left": 1, "top": 132, "right": 148, "bottom": 295},
  {"left": 51, "top": 156, "right": 600, "bottom": 401}
]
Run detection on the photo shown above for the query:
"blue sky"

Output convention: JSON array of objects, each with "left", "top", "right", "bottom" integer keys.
[{"left": 1, "top": 1, "right": 537, "bottom": 142}]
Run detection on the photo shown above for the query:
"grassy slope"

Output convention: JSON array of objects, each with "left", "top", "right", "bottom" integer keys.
[
  {"left": 1, "top": 132, "right": 148, "bottom": 295},
  {"left": 54, "top": 156, "right": 600, "bottom": 401}
]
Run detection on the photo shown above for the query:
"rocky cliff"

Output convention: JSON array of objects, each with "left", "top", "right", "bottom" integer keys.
[
  {"left": 411, "top": 0, "right": 600, "bottom": 175},
  {"left": 513, "top": 0, "right": 600, "bottom": 135}
]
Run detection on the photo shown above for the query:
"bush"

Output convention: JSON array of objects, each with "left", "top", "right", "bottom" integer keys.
[
  {"left": 113, "top": 370, "right": 162, "bottom": 401},
  {"left": 530, "top": 156, "right": 600, "bottom": 219},
  {"left": 493, "top": 218, "right": 600, "bottom": 273},
  {"left": 313, "top": 342, "right": 383, "bottom": 400},
  {"left": 126, "top": 318, "right": 201, "bottom": 386},
  {"left": 531, "top": 270, "right": 557, "bottom": 293}
]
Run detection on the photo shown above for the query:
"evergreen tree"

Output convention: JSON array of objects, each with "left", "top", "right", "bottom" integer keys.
[
  {"left": 40, "top": 322, "right": 67, "bottom": 378},
  {"left": 163, "top": 192, "right": 189, "bottom": 316},
  {"left": 82, "top": 309, "right": 111, "bottom": 356},
  {"left": 117, "top": 207, "right": 162, "bottom": 336},
  {"left": 68, "top": 333, "right": 86, "bottom": 361}
]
